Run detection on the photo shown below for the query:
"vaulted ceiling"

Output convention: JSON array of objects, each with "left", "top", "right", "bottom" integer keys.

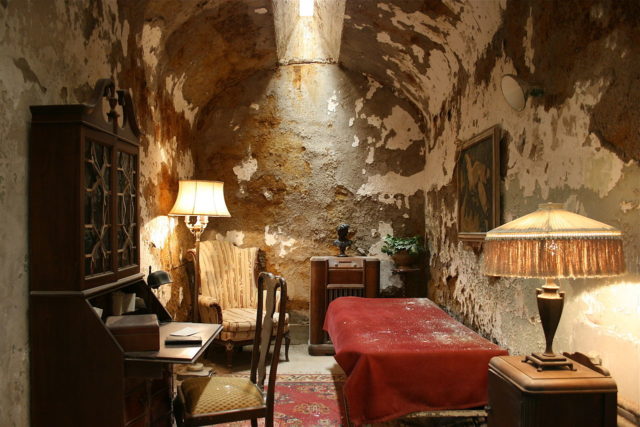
[{"left": 122, "top": 0, "right": 503, "bottom": 123}]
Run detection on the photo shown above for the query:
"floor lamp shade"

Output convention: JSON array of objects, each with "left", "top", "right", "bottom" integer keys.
[
  {"left": 169, "top": 180, "right": 231, "bottom": 218},
  {"left": 169, "top": 180, "right": 230, "bottom": 243},
  {"left": 484, "top": 203, "right": 625, "bottom": 370}
]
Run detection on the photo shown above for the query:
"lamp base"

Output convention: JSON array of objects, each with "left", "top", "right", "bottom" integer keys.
[{"left": 523, "top": 353, "right": 575, "bottom": 371}]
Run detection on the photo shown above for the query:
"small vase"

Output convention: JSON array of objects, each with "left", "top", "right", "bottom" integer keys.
[{"left": 391, "top": 250, "right": 418, "bottom": 268}]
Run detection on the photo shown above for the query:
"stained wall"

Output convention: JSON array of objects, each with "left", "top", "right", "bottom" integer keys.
[
  {"left": 192, "top": 63, "right": 428, "bottom": 311},
  {"left": 0, "top": 1, "right": 196, "bottom": 424},
  {"left": 0, "top": 1, "right": 128, "bottom": 424},
  {"left": 2, "top": 0, "right": 640, "bottom": 424},
  {"left": 420, "top": 0, "right": 640, "bottom": 410}
]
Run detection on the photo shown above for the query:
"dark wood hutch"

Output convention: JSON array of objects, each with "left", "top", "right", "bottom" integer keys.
[{"left": 29, "top": 79, "right": 219, "bottom": 427}]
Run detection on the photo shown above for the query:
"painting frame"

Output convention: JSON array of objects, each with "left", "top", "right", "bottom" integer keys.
[{"left": 456, "top": 125, "right": 501, "bottom": 242}]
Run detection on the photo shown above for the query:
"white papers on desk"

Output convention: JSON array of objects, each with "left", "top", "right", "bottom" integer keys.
[{"left": 170, "top": 326, "right": 199, "bottom": 337}]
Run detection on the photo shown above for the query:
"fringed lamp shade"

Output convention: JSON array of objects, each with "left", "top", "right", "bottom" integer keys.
[
  {"left": 484, "top": 203, "right": 625, "bottom": 279},
  {"left": 483, "top": 202, "right": 625, "bottom": 370}
]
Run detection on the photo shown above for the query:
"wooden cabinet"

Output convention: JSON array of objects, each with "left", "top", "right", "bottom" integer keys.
[
  {"left": 488, "top": 356, "right": 617, "bottom": 427},
  {"left": 309, "top": 256, "right": 379, "bottom": 355},
  {"left": 28, "top": 80, "right": 197, "bottom": 427},
  {"left": 30, "top": 79, "right": 140, "bottom": 292}
]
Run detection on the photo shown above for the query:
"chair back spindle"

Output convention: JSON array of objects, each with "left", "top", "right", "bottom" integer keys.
[{"left": 251, "top": 273, "right": 287, "bottom": 403}]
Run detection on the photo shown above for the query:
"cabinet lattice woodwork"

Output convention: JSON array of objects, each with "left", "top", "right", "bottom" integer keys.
[{"left": 30, "top": 80, "right": 140, "bottom": 291}]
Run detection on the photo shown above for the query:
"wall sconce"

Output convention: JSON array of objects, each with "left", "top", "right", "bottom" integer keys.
[{"left": 501, "top": 74, "right": 544, "bottom": 111}]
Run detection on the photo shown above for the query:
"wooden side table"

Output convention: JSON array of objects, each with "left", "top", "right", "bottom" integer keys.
[
  {"left": 390, "top": 267, "right": 420, "bottom": 297},
  {"left": 488, "top": 356, "right": 617, "bottom": 427},
  {"left": 309, "top": 256, "right": 379, "bottom": 355}
]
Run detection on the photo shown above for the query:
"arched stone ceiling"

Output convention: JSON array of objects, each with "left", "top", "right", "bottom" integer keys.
[
  {"left": 340, "top": 0, "right": 503, "bottom": 119},
  {"left": 123, "top": 0, "right": 278, "bottom": 119},
  {"left": 123, "top": 0, "right": 504, "bottom": 124}
]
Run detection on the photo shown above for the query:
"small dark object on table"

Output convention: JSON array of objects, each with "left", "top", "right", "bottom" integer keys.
[
  {"left": 333, "top": 223, "right": 353, "bottom": 257},
  {"left": 165, "top": 335, "right": 203, "bottom": 346}
]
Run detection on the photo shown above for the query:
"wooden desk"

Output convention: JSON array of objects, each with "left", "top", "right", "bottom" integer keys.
[
  {"left": 30, "top": 278, "right": 222, "bottom": 427},
  {"left": 28, "top": 91, "right": 219, "bottom": 427},
  {"left": 488, "top": 355, "right": 617, "bottom": 427},
  {"left": 123, "top": 322, "right": 221, "bottom": 426},
  {"left": 125, "top": 322, "right": 221, "bottom": 363}
]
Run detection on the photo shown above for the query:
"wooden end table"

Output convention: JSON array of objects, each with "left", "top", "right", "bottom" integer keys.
[{"left": 488, "top": 355, "right": 617, "bottom": 427}]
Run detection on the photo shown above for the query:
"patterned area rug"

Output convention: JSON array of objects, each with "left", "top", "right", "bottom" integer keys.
[
  {"left": 219, "top": 374, "right": 347, "bottom": 426},
  {"left": 213, "top": 373, "right": 484, "bottom": 426}
]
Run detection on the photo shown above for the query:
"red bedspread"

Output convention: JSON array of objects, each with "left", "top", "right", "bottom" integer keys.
[{"left": 324, "top": 297, "right": 508, "bottom": 425}]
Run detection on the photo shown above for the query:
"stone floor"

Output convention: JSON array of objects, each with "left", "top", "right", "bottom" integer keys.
[{"left": 201, "top": 343, "right": 341, "bottom": 376}]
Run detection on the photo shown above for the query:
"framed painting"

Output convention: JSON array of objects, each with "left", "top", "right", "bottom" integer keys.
[{"left": 457, "top": 125, "right": 501, "bottom": 242}]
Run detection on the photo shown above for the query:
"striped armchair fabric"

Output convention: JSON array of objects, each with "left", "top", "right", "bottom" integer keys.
[{"left": 192, "top": 240, "right": 290, "bottom": 367}]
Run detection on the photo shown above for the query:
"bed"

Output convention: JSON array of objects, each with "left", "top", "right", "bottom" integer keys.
[{"left": 324, "top": 297, "right": 508, "bottom": 425}]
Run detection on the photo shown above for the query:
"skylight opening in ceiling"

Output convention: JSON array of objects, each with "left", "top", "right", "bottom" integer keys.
[
  {"left": 299, "top": 0, "right": 314, "bottom": 17},
  {"left": 274, "top": 0, "right": 345, "bottom": 65}
]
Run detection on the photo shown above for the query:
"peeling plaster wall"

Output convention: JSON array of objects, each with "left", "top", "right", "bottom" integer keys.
[
  {"left": 0, "top": 1, "right": 201, "bottom": 423},
  {"left": 120, "top": 0, "right": 278, "bottom": 321},
  {"left": 123, "top": 3, "right": 199, "bottom": 321},
  {"left": 423, "top": 0, "right": 640, "bottom": 407},
  {"left": 0, "top": 1, "right": 129, "bottom": 424},
  {"left": 192, "top": 64, "right": 427, "bottom": 309},
  {"left": 341, "top": 0, "right": 505, "bottom": 120}
]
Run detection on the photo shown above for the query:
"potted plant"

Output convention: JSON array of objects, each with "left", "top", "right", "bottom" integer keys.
[{"left": 381, "top": 235, "right": 425, "bottom": 268}]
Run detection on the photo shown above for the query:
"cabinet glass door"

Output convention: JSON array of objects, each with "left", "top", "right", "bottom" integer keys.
[
  {"left": 116, "top": 150, "right": 138, "bottom": 271},
  {"left": 84, "top": 138, "right": 113, "bottom": 277}
]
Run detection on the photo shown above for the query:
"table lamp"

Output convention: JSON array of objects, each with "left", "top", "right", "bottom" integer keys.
[
  {"left": 147, "top": 266, "right": 173, "bottom": 289},
  {"left": 484, "top": 203, "right": 625, "bottom": 370},
  {"left": 168, "top": 180, "right": 231, "bottom": 243}
]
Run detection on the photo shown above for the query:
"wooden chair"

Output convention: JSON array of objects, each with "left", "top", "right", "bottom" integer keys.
[
  {"left": 188, "top": 240, "right": 290, "bottom": 367},
  {"left": 176, "top": 272, "right": 288, "bottom": 427}
]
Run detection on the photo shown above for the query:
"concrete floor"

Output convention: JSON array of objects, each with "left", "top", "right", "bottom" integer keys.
[{"left": 200, "top": 343, "right": 343, "bottom": 376}]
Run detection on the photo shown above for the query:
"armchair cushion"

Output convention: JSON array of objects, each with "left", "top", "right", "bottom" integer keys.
[
  {"left": 198, "top": 240, "right": 259, "bottom": 310},
  {"left": 222, "top": 308, "right": 256, "bottom": 333},
  {"left": 219, "top": 308, "right": 290, "bottom": 342}
]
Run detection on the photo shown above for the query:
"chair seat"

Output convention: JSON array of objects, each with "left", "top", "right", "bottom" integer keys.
[
  {"left": 220, "top": 308, "right": 289, "bottom": 342},
  {"left": 181, "top": 376, "right": 264, "bottom": 415}
]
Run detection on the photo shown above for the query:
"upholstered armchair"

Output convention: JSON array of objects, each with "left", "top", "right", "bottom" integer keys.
[{"left": 188, "top": 240, "right": 290, "bottom": 367}]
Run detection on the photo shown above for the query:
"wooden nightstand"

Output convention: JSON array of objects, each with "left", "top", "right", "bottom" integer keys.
[{"left": 488, "top": 355, "right": 617, "bottom": 427}]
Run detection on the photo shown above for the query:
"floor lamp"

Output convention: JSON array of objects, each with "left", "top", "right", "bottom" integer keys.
[
  {"left": 169, "top": 180, "right": 230, "bottom": 322},
  {"left": 484, "top": 203, "right": 625, "bottom": 370}
]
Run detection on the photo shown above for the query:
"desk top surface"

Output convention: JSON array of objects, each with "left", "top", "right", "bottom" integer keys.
[{"left": 124, "top": 322, "right": 222, "bottom": 363}]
